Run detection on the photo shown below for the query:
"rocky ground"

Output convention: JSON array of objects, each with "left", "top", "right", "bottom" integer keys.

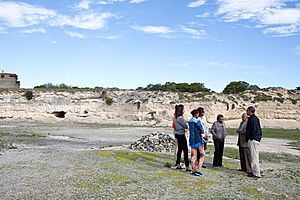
[{"left": 0, "top": 121, "right": 299, "bottom": 199}]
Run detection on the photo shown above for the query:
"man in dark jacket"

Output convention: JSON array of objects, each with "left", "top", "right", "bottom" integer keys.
[{"left": 246, "top": 106, "right": 262, "bottom": 178}]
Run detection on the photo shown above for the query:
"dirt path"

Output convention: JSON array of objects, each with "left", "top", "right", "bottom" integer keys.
[{"left": 225, "top": 136, "right": 300, "bottom": 156}]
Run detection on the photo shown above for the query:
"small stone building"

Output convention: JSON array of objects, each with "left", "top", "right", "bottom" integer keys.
[{"left": 0, "top": 73, "right": 20, "bottom": 89}]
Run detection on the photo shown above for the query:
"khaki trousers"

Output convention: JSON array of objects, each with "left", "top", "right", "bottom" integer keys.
[{"left": 249, "top": 140, "right": 260, "bottom": 177}]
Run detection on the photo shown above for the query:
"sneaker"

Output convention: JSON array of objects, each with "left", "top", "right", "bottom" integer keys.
[
  {"left": 202, "top": 164, "right": 207, "bottom": 168},
  {"left": 196, "top": 171, "right": 204, "bottom": 177},
  {"left": 186, "top": 168, "right": 192, "bottom": 172},
  {"left": 192, "top": 172, "right": 200, "bottom": 176}
]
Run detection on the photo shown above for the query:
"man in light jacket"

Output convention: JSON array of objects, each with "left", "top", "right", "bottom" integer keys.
[{"left": 236, "top": 113, "right": 251, "bottom": 174}]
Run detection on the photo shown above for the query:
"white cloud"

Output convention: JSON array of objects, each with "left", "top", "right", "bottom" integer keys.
[
  {"left": 196, "top": 12, "right": 210, "bottom": 18},
  {"left": 260, "top": 8, "right": 300, "bottom": 25},
  {"left": 216, "top": 0, "right": 283, "bottom": 22},
  {"left": 129, "top": 0, "right": 146, "bottom": 3},
  {"left": 97, "top": 35, "right": 120, "bottom": 39},
  {"left": 181, "top": 26, "right": 206, "bottom": 39},
  {"left": 54, "top": 12, "right": 113, "bottom": 30},
  {"left": 97, "top": 0, "right": 125, "bottom": 5},
  {"left": 263, "top": 25, "right": 299, "bottom": 37},
  {"left": 188, "top": 0, "right": 206, "bottom": 8},
  {"left": 0, "top": 2, "right": 113, "bottom": 31},
  {"left": 20, "top": 28, "right": 46, "bottom": 34},
  {"left": 133, "top": 25, "right": 173, "bottom": 34},
  {"left": 216, "top": 0, "right": 300, "bottom": 37},
  {"left": 75, "top": 0, "right": 93, "bottom": 10},
  {"left": 65, "top": 31, "right": 86, "bottom": 39},
  {"left": 0, "top": 1, "right": 56, "bottom": 28}
]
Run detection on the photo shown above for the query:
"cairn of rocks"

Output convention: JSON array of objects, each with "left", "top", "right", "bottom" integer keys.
[{"left": 130, "top": 131, "right": 175, "bottom": 152}]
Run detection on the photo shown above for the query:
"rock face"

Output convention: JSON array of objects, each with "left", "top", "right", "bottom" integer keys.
[
  {"left": 0, "top": 88, "right": 299, "bottom": 128},
  {"left": 130, "top": 132, "right": 175, "bottom": 152}
]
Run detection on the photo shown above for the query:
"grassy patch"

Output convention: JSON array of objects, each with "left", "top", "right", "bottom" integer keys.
[
  {"left": 107, "top": 173, "right": 137, "bottom": 186},
  {"left": 98, "top": 150, "right": 174, "bottom": 169},
  {"left": 260, "top": 152, "right": 300, "bottom": 163},
  {"left": 227, "top": 128, "right": 300, "bottom": 141},
  {"left": 224, "top": 147, "right": 240, "bottom": 160},
  {"left": 223, "top": 146, "right": 300, "bottom": 163},
  {"left": 0, "top": 132, "right": 10, "bottom": 137},
  {"left": 16, "top": 133, "right": 46, "bottom": 138},
  {"left": 240, "top": 187, "right": 262, "bottom": 199}
]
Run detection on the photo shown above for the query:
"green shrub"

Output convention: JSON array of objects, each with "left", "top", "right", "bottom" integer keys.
[
  {"left": 140, "top": 82, "right": 211, "bottom": 93},
  {"left": 105, "top": 98, "right": 113, "bottom": 105},
  {"left": 239, "top": 93, "right": 251, "bottom": 101},
  {"left": 253, "top": 93, "right": 272, "bottom": 102},
  {"left": 273, "top": 97, "right": 284, "bottom": 104},
  {"left": 164, "top": 162, "right": 172, "bottom": 168},
  {"left": 223, "top": 81, "right": 260, "bottom": 94},
  {"left": 288, "top": 98, "right": 297, "bottom": 105},
  {"left": 276, "top": 93, "right": 283, "bottom": 97},
  {"left": 24, "top": 91, "right": 33, "bottom": 100}
]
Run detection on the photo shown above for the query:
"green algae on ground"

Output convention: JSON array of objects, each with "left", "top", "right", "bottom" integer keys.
[{"left": 98, "top": 150, "right": 173, "bottom": 164}]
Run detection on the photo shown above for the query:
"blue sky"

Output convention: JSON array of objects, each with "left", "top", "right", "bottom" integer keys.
[{"left": 0, "top": 0, "right": 299, "bottom": 92}]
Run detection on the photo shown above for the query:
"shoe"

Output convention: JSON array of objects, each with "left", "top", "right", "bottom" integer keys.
[
  {"left": 247, "top": 173, "right": 261, "bottom": 178},
  {"left": 192, "top": 172, "right": 200, "bottom": 176},
  {"left": 186, "top": 168, "right": 192, "bottom": 172},
  {"left": 196, "top": 171, "right": 204, "bottom": 177},
  {"left": 202, "top": 164, "right": 207, "bottom": 168}
]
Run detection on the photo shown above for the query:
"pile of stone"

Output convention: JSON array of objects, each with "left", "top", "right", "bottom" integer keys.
[{"left": 130, "top": 131, "right": 175, "bottom": 152}]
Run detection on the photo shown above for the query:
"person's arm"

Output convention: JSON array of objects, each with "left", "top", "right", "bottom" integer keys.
[
  {"left": 189, "top": 121, "right": 194, "bottom": 144},
  {"left": 197, "top": 120, "right": 204, "bottom": 132},
  {"left": 177, "top": 116, "right": 188, "bottom": 129},
  {"left": 211, "top": 122, "right": 216, "bottom": 137},
  {"left": 247, "top": 118, "right": 255, "bottom": 140},
  {"left": 236, "top": 122, "right": 242, "bottom": 134},
  {"left": 224, "top": 123, "right": 228, "bottom": 138},
  {"left": 240, "top": 123, "right": 247, "bottom": 135}
]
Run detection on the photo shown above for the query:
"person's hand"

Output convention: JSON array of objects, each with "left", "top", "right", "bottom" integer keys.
[{"left": 204, "top": 135, "right": 208, "bottom": 140}]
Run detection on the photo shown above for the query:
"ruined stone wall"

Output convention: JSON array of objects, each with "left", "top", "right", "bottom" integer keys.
[{"left": 0, "top": 73, "right": 20, "bottom": 89}]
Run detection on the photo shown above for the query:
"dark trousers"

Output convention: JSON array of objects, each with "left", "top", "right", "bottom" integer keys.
[
  {"left": 213, "top": 139, "right": 224, "bottom": 167},
  {"left": 239, "top": 146, "right": 251, "bottom": 173},
  {"left": 175, "top": 134, "right": 189, "bottom": 167}
]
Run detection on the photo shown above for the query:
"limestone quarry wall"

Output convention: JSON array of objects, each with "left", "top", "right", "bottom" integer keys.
[{"left": 0, "top": 89, "right": 299, "bottom": 127}]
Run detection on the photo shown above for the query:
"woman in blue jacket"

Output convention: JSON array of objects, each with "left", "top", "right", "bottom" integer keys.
[{"left": 189, "top": 109, "right": 205, "bottom": 176}]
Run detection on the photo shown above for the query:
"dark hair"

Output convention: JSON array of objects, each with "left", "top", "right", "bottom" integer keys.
[
  {"left": 197, "top": 107, "right": 204, "bottom": 114},
  {"left": 175, "top": 104, "right": 184, "bottom": 118},
  {"left": 217, "top": 114, "right": 224, "bottom": 120},
  {"left": 190, "top": 109, "right": 199, "bottom": 117},
  {"left": 247, "top": 106, "right": 255, "bottom": 114}
]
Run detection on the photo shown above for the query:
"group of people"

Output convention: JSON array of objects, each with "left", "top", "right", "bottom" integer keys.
[{"left": 172, "top": 104, "right": 262, "bottom": 178}]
